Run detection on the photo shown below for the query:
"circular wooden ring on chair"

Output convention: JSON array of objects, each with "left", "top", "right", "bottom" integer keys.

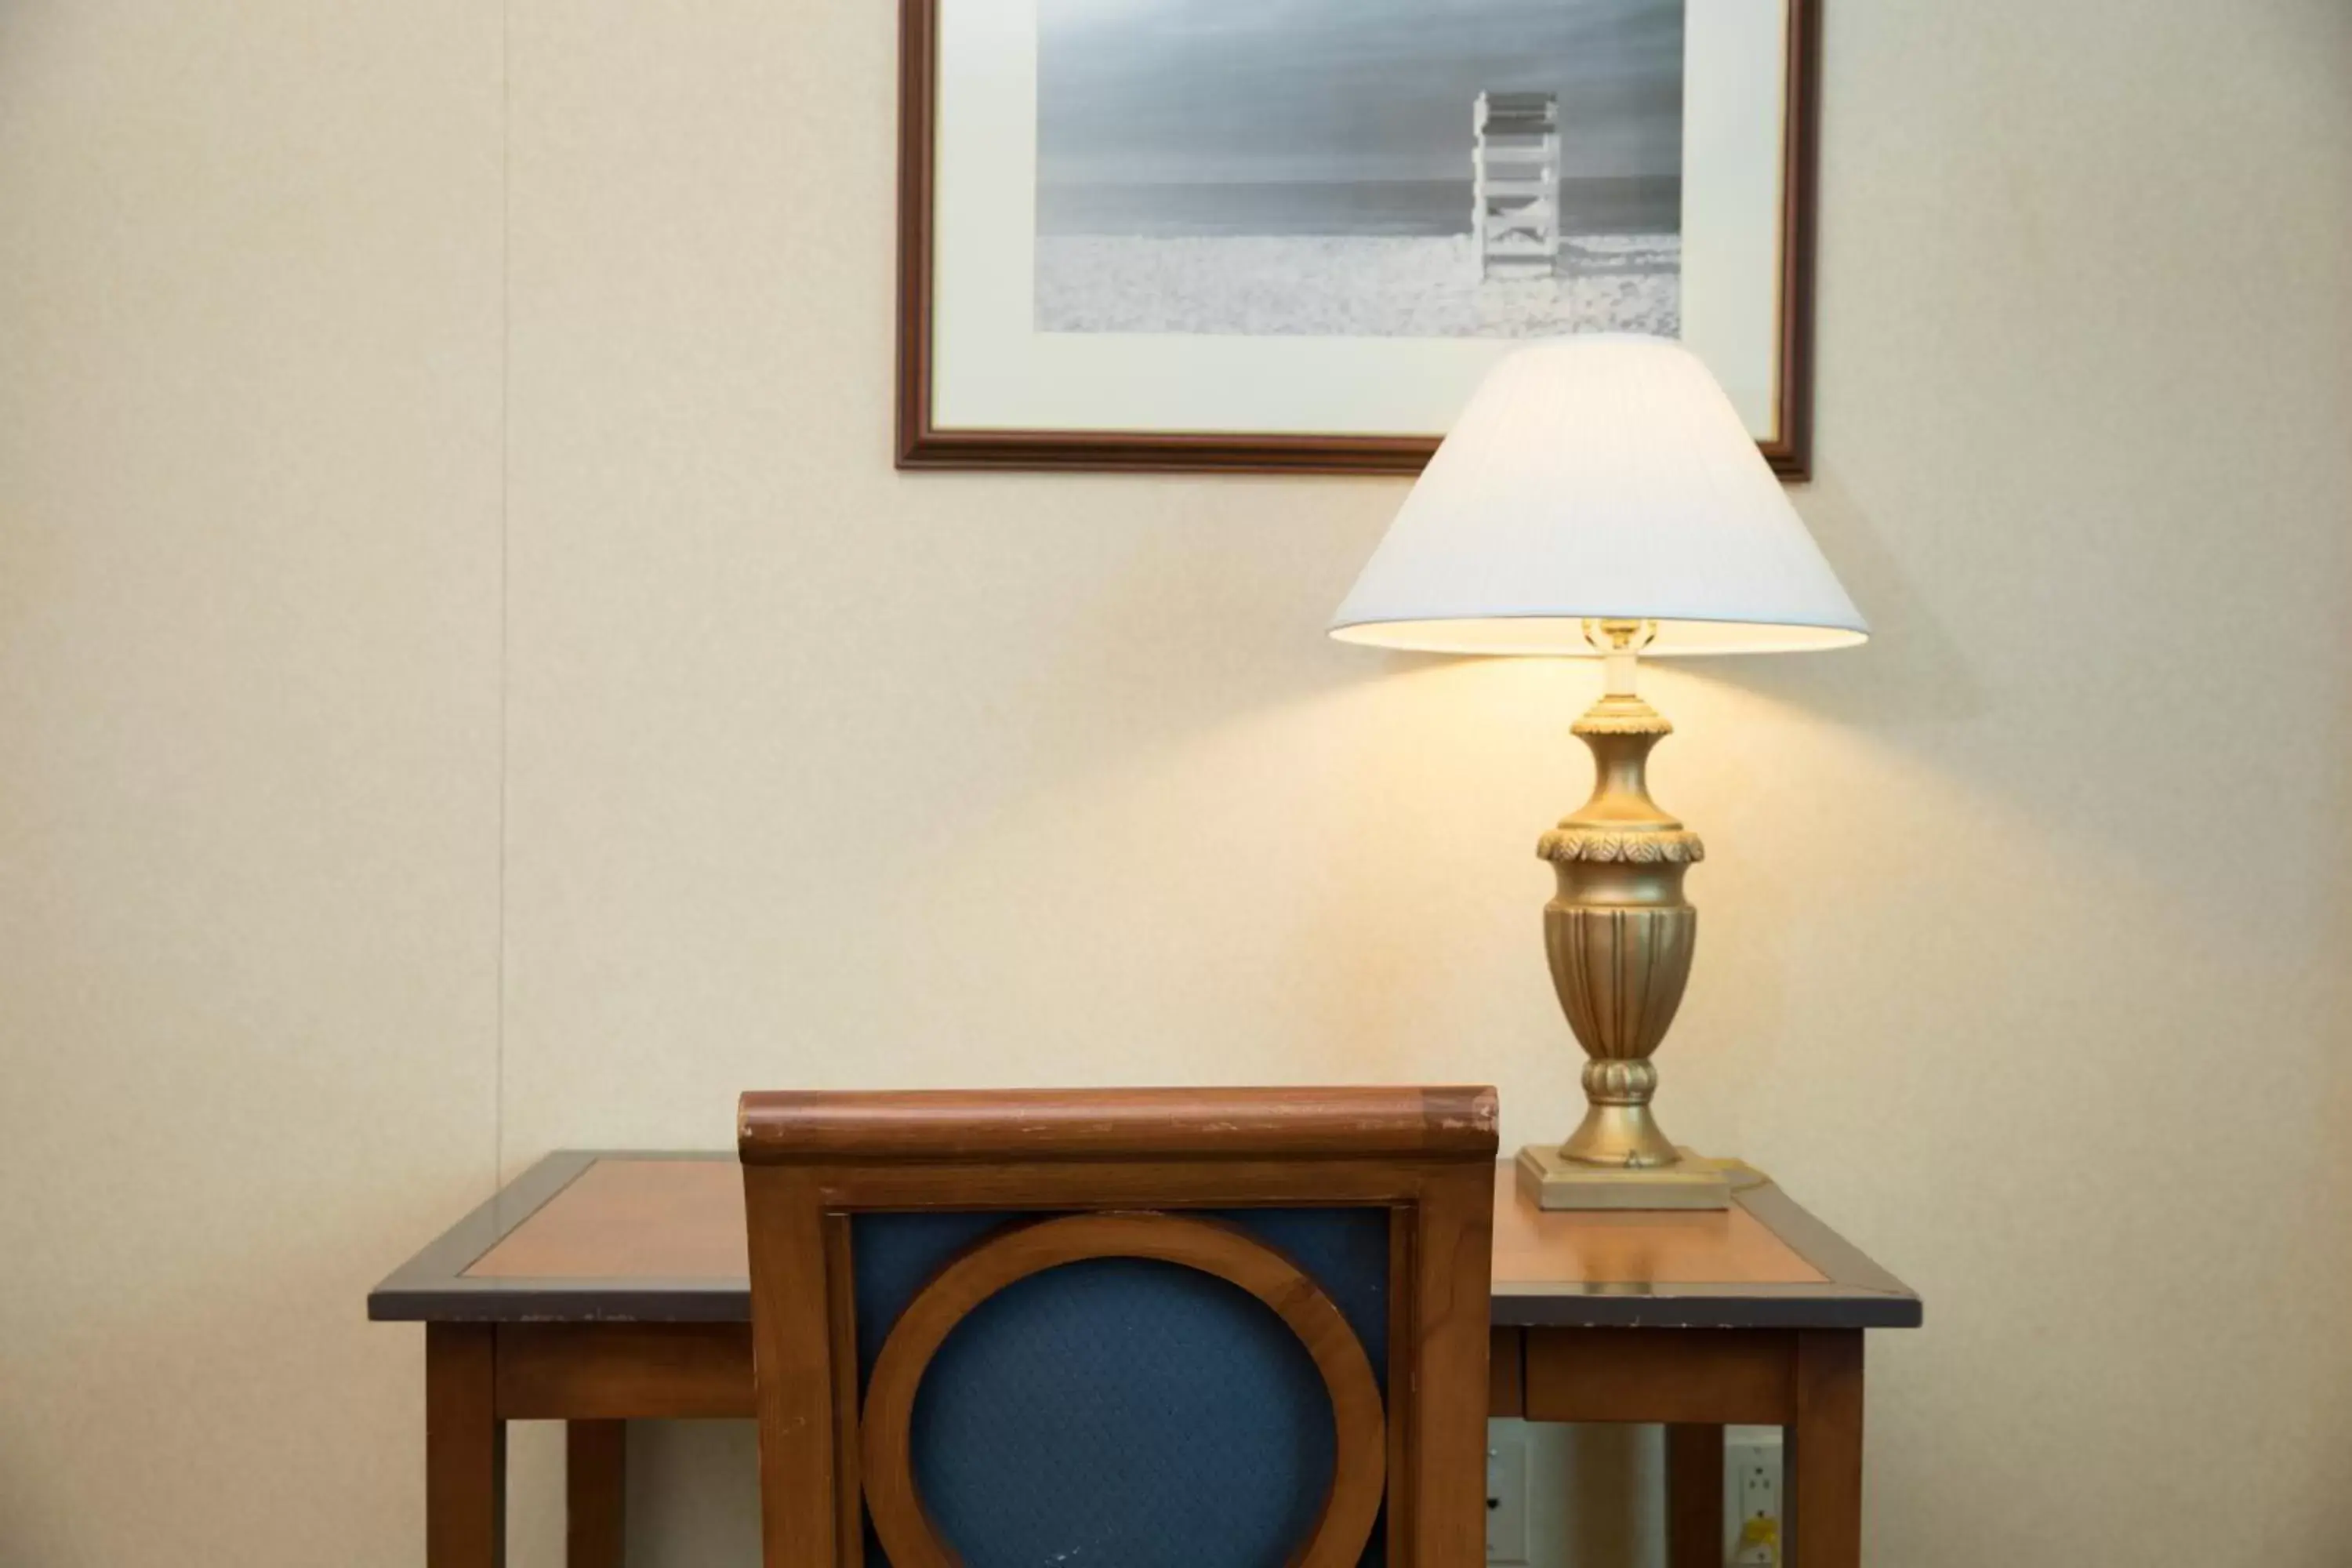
[{"left": 859, "top": 1210, "right": 1386, "bottom": 1568}]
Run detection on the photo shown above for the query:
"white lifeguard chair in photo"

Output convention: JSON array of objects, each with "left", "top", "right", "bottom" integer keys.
[{"left": 1474, "top": 91, "right": 1560, "bottom": 279}]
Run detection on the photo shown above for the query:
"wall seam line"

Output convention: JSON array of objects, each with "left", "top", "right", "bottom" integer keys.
[{"left": 494, "top": 0, "right": 512, "bottom": 1197}]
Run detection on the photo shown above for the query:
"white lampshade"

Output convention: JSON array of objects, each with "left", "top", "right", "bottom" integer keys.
[{"left": 1330, "top": 336, "right": 1867, "bottom": 656}]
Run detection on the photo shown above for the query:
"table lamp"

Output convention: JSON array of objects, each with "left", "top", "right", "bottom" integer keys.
[{"left": 1330, "top": 336, "right": 1866, "bottom": 1210}]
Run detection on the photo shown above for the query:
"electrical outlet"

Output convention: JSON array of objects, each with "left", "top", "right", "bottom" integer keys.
[
  {"left": 1724, "top": 1427, "right": 1783, "bottom": 1566},
  {"left": 1484, "top": 1419, "right": 1530, "bottom": 1566}
]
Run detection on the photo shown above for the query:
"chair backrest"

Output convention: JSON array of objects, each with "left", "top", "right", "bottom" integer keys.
[{"left": 739, "top": 1086, "right": 1498, "bottom": 1568}]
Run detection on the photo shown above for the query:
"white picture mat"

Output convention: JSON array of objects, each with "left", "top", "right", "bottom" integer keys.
[{"left": 931, "top": 0, "right": 1789, "bottom": 439}]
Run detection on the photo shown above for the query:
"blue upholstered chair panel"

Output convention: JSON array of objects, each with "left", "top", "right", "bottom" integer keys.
[{"left": 852, "top": 1208, "right": 1391, "bottom": 1568}]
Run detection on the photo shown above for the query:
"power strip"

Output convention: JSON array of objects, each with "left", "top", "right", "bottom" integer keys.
[
  {"left": 1725, "top": 1427, "right": 1784, "bottom": 1567},
  {"left": 1485, "top": 1421, "right": 1530, "bottom": 1566}
]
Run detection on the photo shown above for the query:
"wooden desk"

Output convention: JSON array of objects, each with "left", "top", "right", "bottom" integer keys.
[{"left": 372, "top": 1154, "right": 1918, "bottom": 1567}]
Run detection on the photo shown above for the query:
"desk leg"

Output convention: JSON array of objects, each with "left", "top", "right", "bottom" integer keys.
[
  {"left": 567, "top": 1421, "right": 628, "bottom": 1568},
  {"left": 426, "top": 1324, "right": 506, "bottom": 1568},
  {"left": 1786, "top": 1330, "right": 1864, "bottom": 1568},
  {"left": 1666, "top": 1424, "right": 1724, "bottom": 1568}
]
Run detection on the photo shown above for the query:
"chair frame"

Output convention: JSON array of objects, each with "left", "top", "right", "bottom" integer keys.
[{"left": 739, "top": 1086, "right": 1499, "bottom": 1568}]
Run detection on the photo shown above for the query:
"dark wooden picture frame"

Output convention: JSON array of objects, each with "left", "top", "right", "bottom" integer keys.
[{"left": 895, "top": 0, "right": 1823, "bottom": 479}]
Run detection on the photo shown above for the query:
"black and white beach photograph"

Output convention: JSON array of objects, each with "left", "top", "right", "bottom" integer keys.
[{"left": 1034, "top": 0, "right": 1686, "bottom": 339}]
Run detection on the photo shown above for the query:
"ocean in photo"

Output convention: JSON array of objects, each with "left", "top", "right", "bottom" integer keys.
[{"left": 1036, "top": 176, "right": 1682, "bottom": 240}]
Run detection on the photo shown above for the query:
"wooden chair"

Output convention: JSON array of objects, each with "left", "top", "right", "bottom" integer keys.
[{"left": 738, "top": 1086, "right": 1498, "bottom": 1568}]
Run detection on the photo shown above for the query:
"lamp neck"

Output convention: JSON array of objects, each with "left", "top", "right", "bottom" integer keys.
[
  {"left": 1584, "top": 618, "right": 1655, "bottom": 700},
  {"left": 1561, "top": 621, "right": 1679, "bottom": 834},
  {"left": 1603, "top": 648, "right": 1639, "bottom": 699}
]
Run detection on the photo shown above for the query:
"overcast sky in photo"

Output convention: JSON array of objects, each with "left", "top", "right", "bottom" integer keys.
[{"left": 1037, "top": 0, "right": 1685, "bottom": 187}]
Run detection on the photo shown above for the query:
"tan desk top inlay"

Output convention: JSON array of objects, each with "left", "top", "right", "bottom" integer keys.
[
  {"left": 463, "top": 1156, "right": 1824, "bottom": 1287},
  {"left": 1488, "top": 1171, "right": 1823, "bottom": 1287},
  {"left": 467, "top": 1159, "right": 746, "bottom": 1279}
]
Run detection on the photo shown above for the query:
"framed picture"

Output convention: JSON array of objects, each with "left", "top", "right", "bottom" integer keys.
[{"left": 896, "top": 0, "right": 1820, "bottom": 477}]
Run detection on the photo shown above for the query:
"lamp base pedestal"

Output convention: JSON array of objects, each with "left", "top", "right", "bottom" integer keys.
[{"left": 1515, "top": 1145, "right": 1761, "bottom": 1211}]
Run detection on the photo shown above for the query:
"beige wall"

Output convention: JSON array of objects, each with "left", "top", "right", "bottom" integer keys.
[{"left": 5, "top": 1, "right": 2352, "bottom": 1564}]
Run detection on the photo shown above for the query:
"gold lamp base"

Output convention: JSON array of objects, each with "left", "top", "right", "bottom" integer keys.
[
  {"left": 1527, "top": 621, "right": 1744, "bottom": 1212},
  {"left": 1515, "top": 1145, "right": 1761, "bottom": 1211}
]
